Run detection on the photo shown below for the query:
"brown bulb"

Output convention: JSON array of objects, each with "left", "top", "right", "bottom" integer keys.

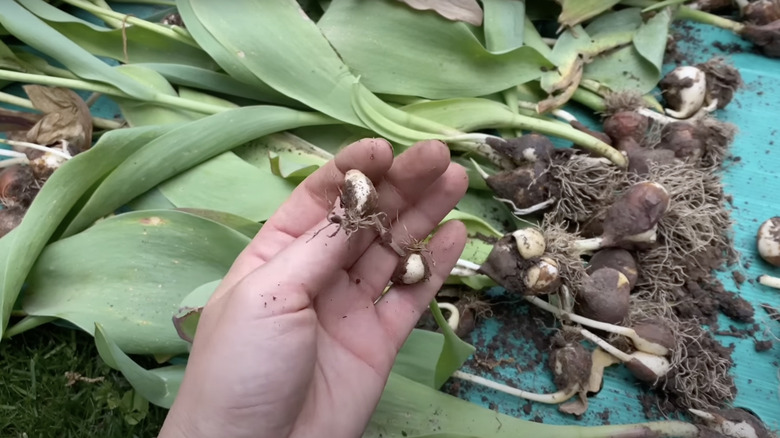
[
  {"left": 603, "top": 111, "right": 648, "bottom": 143},
  {"left": 577, "top": 268, "right": 631, "bottom": 324}
]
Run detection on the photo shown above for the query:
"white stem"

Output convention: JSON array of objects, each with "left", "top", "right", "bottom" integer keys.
[
  {"left": 455, "top": 258, "right": 482, "bottom": 272},
  {"left": 445, "top": 133, "right": 503, "bottom": 144},
  {"left": 758, "top": 275, "right": 780, "bottom": 290},
  {"left": 579, "top": 329, "right": 633, "bottom": 363},
  {"left": 542, "top": 37, "right": 557, "bottom": 47},
  {"left": 495, "top": 197, "right": 556, "bottom": 216},
  {"left": 451, "top": 370, "right": 578, "bottom": 404},
  {"left": 518, "top": 101, "right": 578, "bottom": 123},
  {"left": 0, "top": 157, "right": 30, "bottom": 168},
  {"left": 468, "top": 157, "right": 491, "bottom": 179},
  {"left": 572, "top": 237, "right": 604, "bottom": 252},
  {"left": 438, "top": 302, "right": 460, "bottom": 332},
  {"left": 1, "top": 140, "right": 71, "bottom": 160},
  {"left": 450, "top": 265, "right": 479, "bottom": 277},
  {"left": 0, "top": 149, "right": 28, "bottom": 159},
  {"left": 524, "top": 296, "right": 633, "bottom": 338}
]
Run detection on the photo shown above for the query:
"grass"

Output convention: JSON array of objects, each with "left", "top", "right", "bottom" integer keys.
[{"left": 0, "top": 323, "right": 168, "bottom": 438}]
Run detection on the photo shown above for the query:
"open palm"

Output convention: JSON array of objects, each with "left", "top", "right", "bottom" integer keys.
[{"left": 160, "top": 138, "right": 468, "bottom": 438}]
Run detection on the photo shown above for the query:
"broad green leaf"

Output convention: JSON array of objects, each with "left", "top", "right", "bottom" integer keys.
[
  {"left": 23, "top": 210, "right": 250, "bottom": 354},
  {"left": 0, "top": 125, "right": 173, "bottom": 338},
  {"left": 158, "top": 151, "right": 296, "bottom": 222},
  {"left": 395, "top": 0, "right": 483, "bottom": 26},
  {"left": 171, "top": 279, "right": 220, "bottom": 343},
  {"left": 442, "top": 208, "right": 500, "bottom": 290},
  {"left": 175, "top": 0, "right": 282, "bottom": 96},
  {"left": 16, "top": 0, "right": 216, "bottom": 68},
  {"left": 185, "top": 0, "right": 362, "bottom": 125},
  {"left": 557, "top": 0, "right": 621, "bottom": 28},
  {"left": 521, "top": 16, "right": 553, "bottom": 59},
  {"left": 61, "top": 106, "right": 336, "bottom": 237},
  {"left": 95, "top": 323, "right": 185, "bottom": 409},
  {"left": 179, "top": 279, "right": 221, "bottom": 309},
  {"left": 584, "top": 7, "right": 642, "bottom": 35},
  {"left": 391, "top": 329, "right": 447, "bottom": 388},
  {"left": 482, "top": 0, "right": 525, "bottom": 54},
  {"left": 319, "top": 0, "right": 552, "bottom": 99},
  {"left": 583, "top": 8, "right": 672, "bottom": 93},
  {"left": 291, "top": 124, "right": 378, "bottom": 156},
  {"left": 400, "top": 98, "right": 517, "bottom": 133},
  {"left": 177, "top": 87, "right": 239, "bottom": 109},
  {"left": 235, "top": 132, "right": 332, "bottom": 181},
  {"left": 114, "top": 64, "right": 200, "bottom": 126},
  {"left": 0, "top": 2, "right": 154, "bottom": 99},
  {"left": 136, "top": 63, "right": 300, "bottom": 107},
  {"left": 174, "top": 209, "right": 261, "bottom": 239},
  {"left": 125, "top": 188, "right": 177, "bottom": 211},
  {"left": 429, "top": 301, "right": 475, "bottom": 388}
]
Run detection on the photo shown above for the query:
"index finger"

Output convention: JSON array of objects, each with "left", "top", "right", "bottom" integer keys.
[{"left": 218, "top": 137, "right": 394, "bottom": 293}]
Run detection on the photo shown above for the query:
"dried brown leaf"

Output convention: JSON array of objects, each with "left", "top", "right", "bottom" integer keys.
[
  {"left": 395, "top": 0, "right": 483, "bottom": 26},
  {"left": 23, "top": 85, "right": 93, "bottom": 154},
  {"left": 0, "top": 108, "right": 42, "bottom": 132}
]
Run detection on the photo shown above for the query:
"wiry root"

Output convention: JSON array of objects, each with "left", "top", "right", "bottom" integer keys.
[
  {"left": 602, "top": 90, "right": 648, "bottom": 116},
  {"left": 540, "top": 215, "right": 589, "bottom": 293},
  {"left": 549, "top": 153, "right": 626, "bottom": 223},
  {"left": 699, "top": 117, "right": 738, "bottom": 169},
  {"left": 661, "top": 321, "right": 736, "bottom": 410}
]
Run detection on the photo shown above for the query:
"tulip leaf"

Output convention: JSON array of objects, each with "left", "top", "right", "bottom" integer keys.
[
  {"left": 174, "top": 210, "right": 261, "bottom": 239},
  {"left": 61, "top": 106, "right": 336, "bottom": 237},
  {"left": 0, "top": 1, "right": 154, "bottom": 99},
  {"left": 395, "top": 0, "right": 483, "bottom": 26},
  {"left": 235, "top": 133, "right": 332, "bottom": 181},
  {"left": 429, "top": 300, "right": 475, "bottom": 388},
  {"left": 482, "top": 0, "right": 525, "bottom": 54},
  {"left": 318, "top": 0, "right": 552, "bottom": 99},
  {"left": 94, "top": 323, "right": 185, "bottom": 409},
  {"left": 23, "top": 209, "right": 250, "bottom": 355},
  {"left": 557, "top": 0, "right": 621, "bottom": 29},
  {"left": 184, "top": 0, "right": 362, "bottom": 125},
  {"left": 157, "top": 151, "right": 296, "bottom": 222},
  {"left": 114, "top": 65, "right": 201, "bottom": 126},
  {"left": 16, "top": 0, "right": 216, "bottom": 68}
]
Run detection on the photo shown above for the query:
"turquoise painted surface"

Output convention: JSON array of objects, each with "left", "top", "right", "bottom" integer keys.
[
  {"left": 1, "top": 3, "right": 778, "bottom": 433},
  {"left": 453, "top": 24, "right": 780, "bottom": 431}
]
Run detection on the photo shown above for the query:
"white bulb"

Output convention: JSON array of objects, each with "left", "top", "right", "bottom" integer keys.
[
  {"left": 344, "top": 169, "right": 376, "bottom": 216},
  {"left": 663, "top": 66, "right": 707, "bottom": 119},
  {"left": 512, "top": 228, "right": 546, "bottom": 260},
  {"left": 400, "top": 253, "right": 427, "bottom": 285}
]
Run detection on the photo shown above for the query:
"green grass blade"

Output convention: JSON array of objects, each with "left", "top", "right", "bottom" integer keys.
[
  {"left": 24, "top": 210, "right": 249, "bottom": 355},
  {"left": 185, "top": 0, "right": 362, "bottom": 125},
  {"left": 95, "top": 323, "right": 184, "bottom": 409},
  {"left": 482, "top": 0, "right": 525, "bottom": 54},
  {"left": 0, "top": 125, "right": 173, "bottom": 339},
  {"left": 318, "top": 0, "right": 552, "bottom": 99},
  {"left": 61, "top": 106, "right": 337, "bottom": 237},
  {"left": 16, "top": 0, "right": 216, "bottom": 69},
  {"left": 0, "top": 1, "right": 154, "bottom": 100},
  {"left": 158, "top": 151, "right": 296, "bottom": 222},
  {"left": 136, "top": 63, "right": 300, "bottom": 107}
]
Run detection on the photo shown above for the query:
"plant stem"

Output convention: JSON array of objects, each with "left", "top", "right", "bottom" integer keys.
[
  {"left": 676, "top": 6, "right": 746, "bottom": 32},
  {"left": 60, "top": 0, "right": 200, "bottom": 48},
  {"left": 437, "top": 302, "right": 460, "bottom": 331},
  {"left": 451, "top": 370, "right": 578, "bottom": 404},
  {"left": 0, "top": 149, "right": 28, "bottom": 159},
  {"left": 571, "top": 88, "right": 607, "bottom": 113},
  {"left": 0, "top": 70, "right": 230, "bottom": 115},
  {"left": 580, "top": 328, "right": 634, "bottom": 363},
  {"left": 0, "top": 140, "right": 71, "bottom": 160},
  {"left": 506, "top": 113, "right": 627, "bottom": 167},
  {"left": 0, "top": 157, "right": 29, "bottom": 168},
  {"left": 758, "top": 274, "right": 780, "bottom": 289},
  {"left": 0, "top": 91, "right": 122, "bottom": 130}
]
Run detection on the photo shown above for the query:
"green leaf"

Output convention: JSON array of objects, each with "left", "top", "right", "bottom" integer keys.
[
  {"left": 125, "top": 188, "right": 177, "bottom": 211},
  {"left": 234, "top": 132, "right": 332, "bottom": 181},
  {"left": 429, "top": 301, "right": 475, "bottom": 388},
  {"left": 23, "top": 210, "right": 249, "bottom": 354},
  {"left": 482, "top": 0, "right": 525, "bottom": 54},
  {"left": 114, "top": 64, "right": 200, "bottom": 126},
  {"left": 582, "top": 8, "right": 672, "bottom": 93},
  {"left": 94, "top": 323, "right": 185, "bottom": 409},
  {"left": 0, "top": 125, "right": 173, "bottom": 338},
  {"left": 157, "top": 151, "right": 296, "bottom": 222},
  {"left": 442, "top": 207, "right": 500, "bottom": 290},
  {"left": 400, "top": 98, "right": 516, "bottom": 133},
  {"left": 174, "top": 209, "right": 262, "bottom": 239},
  {"left": 184, "top": 0, "right": 362, "bottom": 125},
  {"left": 136, "top": 63, "right": 300, "bottom": 107},
  {"left": 557, "top": 0, "right": 621, "bottom": 28},
  {"left": 318, "top": 0, "right": 552, "bottom": 99},
  {"left": 0, "top": 1, "right": 154, "bottom": 99},
  {"left": 60, "top": 105, "right": 336, "bottom": 237},
  {"left": 391, "top": 329, "right": 447, "bottom": 388},
  {"left": 171, "top": 279, "right": 220, "bottom": 343},
  {"left": 16, "top": 0, "right": 216, "bottom": 68}
]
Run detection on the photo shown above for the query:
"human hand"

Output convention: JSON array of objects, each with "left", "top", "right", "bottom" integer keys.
[{"left": 159, "top": 138, "right": 469, "bottom": 438}]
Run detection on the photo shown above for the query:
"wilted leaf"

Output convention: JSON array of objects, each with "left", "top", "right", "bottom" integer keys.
[
  {"left": 556, "top": 0, "right": 621, "bottom": 29},
  {"left": 23, "top": 85, "right": 92, "bottom": 153},
  {"left": 23, "top": 209, "right": 250, "bottom": 354},
  {"left": 395, "top": 0, "right": 483, "bottom": 26}
]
